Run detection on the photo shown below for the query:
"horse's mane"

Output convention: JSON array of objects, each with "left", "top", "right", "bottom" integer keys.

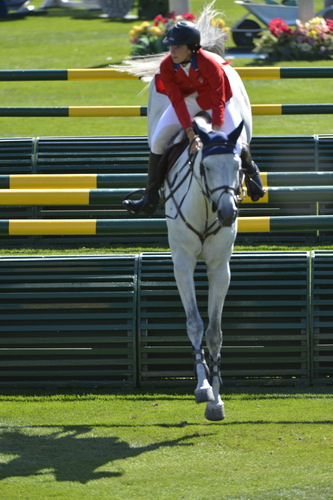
[{"left": 113, "top": 1, "right": 227, "bottom": 80}]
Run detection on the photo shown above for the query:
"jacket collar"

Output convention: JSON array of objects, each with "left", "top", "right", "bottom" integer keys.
[{"left": 173, "top": 52, "right": 199, "bottom": 72}]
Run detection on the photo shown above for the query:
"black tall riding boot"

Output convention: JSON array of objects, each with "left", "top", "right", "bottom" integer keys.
[
  {"left": 241, "top": 145, "right": 265, "bottom": 202},
  {"left": 122, "top": 152, "right": 162, "bottom": 215}
]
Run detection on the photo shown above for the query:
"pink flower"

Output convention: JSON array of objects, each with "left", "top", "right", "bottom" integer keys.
[{"left": 325, "top": 18, "right": 333, "bottom": 32}]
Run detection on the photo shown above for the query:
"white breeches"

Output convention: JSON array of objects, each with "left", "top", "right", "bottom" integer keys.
[{"left": 150, "top": 94, "right": 245, "bottom": 155}]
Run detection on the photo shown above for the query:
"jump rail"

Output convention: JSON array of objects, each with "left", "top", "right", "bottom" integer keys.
[
  {"left": 0, "top": 186, "right": 333, "bottom": 204},
  {"left": 1, "top": 171, "right": 333, "bottom": 189},
  {"left": 0, "top": 64, "right": 332, "bottom": 243},
  {"left": 0, "top": 133, "right": 332, "bottom": 245},
  {"left": 0, "top": 67, "right": 332, "bottom": 80},
  {"left": 1, "top": 216, "right": 333, "bottom": 235},
  {"left": 1, "top": 104, "right": 333, "bottom": 117}
]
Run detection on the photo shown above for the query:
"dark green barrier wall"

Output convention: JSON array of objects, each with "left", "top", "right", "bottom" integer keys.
[{"left": 0, "top": 251, "right": 331, "bottom": 388}]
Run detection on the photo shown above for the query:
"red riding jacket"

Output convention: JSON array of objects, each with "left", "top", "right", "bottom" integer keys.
[{"left": 155, "top": 48, "right": 232, "bottom": 131}]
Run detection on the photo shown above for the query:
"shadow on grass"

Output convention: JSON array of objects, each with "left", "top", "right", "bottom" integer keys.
[{"left": 0, "top": 425, "right": 202, "bottom": 483}]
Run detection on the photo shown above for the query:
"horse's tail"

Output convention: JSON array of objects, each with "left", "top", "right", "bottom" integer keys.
[
  {"left": 115, "top": 54, "right": 164, "bottom": 81},
  {"left": 111, "top": 1, "right": 227, "bottom": 80},
  {"left": 196, "top": 1, "right": 227, "bottom": 58}
]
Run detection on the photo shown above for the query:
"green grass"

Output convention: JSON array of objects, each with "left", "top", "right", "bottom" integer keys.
[
  {"left": 0, "top": 243, "right": 333, "bottom": 256},
  {"left": 0, "top": 388, "right": 332, "bottom": 499}
]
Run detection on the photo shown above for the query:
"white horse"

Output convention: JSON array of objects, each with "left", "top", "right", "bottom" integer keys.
[
  {"left": 162, "top": 118, "right": 244, "bottom": 421},
  {"left": 116, "top": 2, "right": 253, "bottom": 420},
  {"left": 144, "top": 45, "right": 253, "bottom": 420}
]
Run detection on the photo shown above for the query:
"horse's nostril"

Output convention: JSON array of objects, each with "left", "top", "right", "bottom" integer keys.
[{"left": 218, "top": 210, "right": 237, "bottom": 227}]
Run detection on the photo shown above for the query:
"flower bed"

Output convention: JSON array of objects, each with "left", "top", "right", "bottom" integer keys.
[
  {"left": 129, "top": 12, "right": 196, "bottom": 56},
  {"left": 129, "top": 11, "right": 228, "bottom": 56},
  {"left": 254, "top": 16, "right": 333, "bottom": 60}
]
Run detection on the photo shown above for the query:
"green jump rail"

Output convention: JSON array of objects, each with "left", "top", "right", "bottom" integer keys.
[
  {"left": 0, "top": 104, "right": 332, "bottom": 117},
  {"left": 0, "top": 134, "right": 332, "bottom": 245},
  {"left": 1, "top": 171, "right": 333, "bottom": 189},
  {"left": 0, "top": 67, "right": 332, "bottom": 81},
  {"left": 1, "top": 185, "right": 333, "bottom": 204},
  {"left": 1, "top": 216, "right": 333, "bottom": 235}
]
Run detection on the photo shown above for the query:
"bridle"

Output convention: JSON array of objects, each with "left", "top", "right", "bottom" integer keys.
[
  {"left": 198, "top": 141, "right": 241, "bottom": 212},
  {"left": 163, "top": 139, "right": 241, "bottom": 243}
]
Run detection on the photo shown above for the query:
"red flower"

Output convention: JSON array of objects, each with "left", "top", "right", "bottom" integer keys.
[
  {"left": 269, "top": 18, "right": 292, "bottom": 37},
  {"left": 182, "top": 12, "right": 196, "bottom": 22},
  {"left": 154, "top": 14, "right": 168, "bottom": 25}
]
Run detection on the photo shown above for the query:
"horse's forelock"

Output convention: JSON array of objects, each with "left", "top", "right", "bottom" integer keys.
[{"left": 201, "top": 130, "right": 236, "bottom": 158}]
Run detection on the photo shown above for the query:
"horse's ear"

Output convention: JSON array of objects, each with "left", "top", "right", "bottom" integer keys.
[
  {"left": 193, "top": 121, "right": 210, "bottom": 146},
  {"left": 227, "top": 120, "right": 244, "bottom": 145}
]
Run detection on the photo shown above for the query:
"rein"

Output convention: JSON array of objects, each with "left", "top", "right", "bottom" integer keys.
[{"left": 164, "top": 140, "right": 240, "bottom": 244}]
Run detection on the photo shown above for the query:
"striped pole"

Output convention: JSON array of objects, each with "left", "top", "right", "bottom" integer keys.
[
  {"left": 0, "top": 69, "right": 140, "bottom": 81},
  {"left": 0, "top": 186, "right": 332, "bottom": 205},
  {"left": 0, "top": 189, "right": 134, "bottom": 205},
  {"left": 251, "top": 104, "right": 333, "bottom": 116},
  {"left": 0, "top": 106, "right": 148, "bottom": 117},
  {"left": 240, "top": 186, "right": 333, "bottom": 204},
  {"left": 260, "top": 171, "right": 333, "bottom": 187},
  {"left": 236, "top": 67, "right": 333, "bottom": 79},
  {"left": 1, "top": 172, "right": 333, "bottom": 189},
  {"left": 0, "top": 173, "right": 147, "bottom": 189},
  {"left": 0, "top": 104, "right": 332, "bottom": 117},
  {"left": 0, "top": 67, "right": 332, "bottom": 81},
  {"left": 0, "top": 216, "right": 333, "bottom": 235}
]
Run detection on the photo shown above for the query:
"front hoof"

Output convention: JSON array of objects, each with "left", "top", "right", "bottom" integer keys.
[
  {"left": 194, "top": 387, "right": 214, "bottom": 404},
  {"left": 204, "top": 402, "right": 225, "bottom": 421}
]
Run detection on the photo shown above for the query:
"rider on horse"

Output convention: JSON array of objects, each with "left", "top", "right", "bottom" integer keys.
[{"left": 123, "top": 20, "right": 265, "bottom": 216}]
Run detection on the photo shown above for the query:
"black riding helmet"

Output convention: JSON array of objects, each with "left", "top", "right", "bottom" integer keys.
[{"left": 163, "top": 20, "right": 201, "bottom": 47}]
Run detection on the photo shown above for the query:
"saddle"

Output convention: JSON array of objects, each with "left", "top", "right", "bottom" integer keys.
[{"left": 155, "top": 136, "right": 189, "bottom": 188}]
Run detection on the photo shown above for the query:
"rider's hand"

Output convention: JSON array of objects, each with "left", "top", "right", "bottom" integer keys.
[
  {"left": 190, "top": 136, "right": 202, "bottom": 155},
  {"left": 186, "top": 127, "right": 202, "bottom": 155}
]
